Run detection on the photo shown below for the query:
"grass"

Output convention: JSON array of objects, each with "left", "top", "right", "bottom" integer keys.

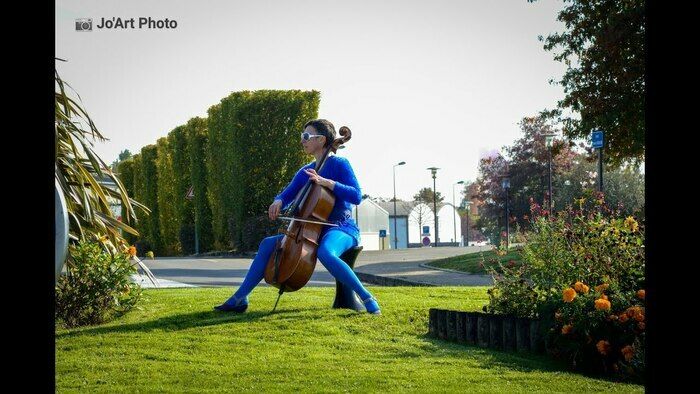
[
  {"left": 56, "top": 287, "right": 643, "bottom": 393},
  {"left": 426, "top": 248, "right": 525, "bottom": 274}
]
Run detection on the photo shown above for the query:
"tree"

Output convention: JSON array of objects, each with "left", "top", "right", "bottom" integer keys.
[
  {"left": 111, "top": 149, "right": 133, "bottom": 171},
  {"left": 532, "top": 0, "right": 645, "bottom": 167},
  {"left": 475, "top": 116, "right": 578, "bottom": 243},
  {"left": 55, "top": 61, "right": 151, "bottom": 275},
  {"left": 555, "top": 157, "right": 644, "bottom": 218},
  {"left": 408, "top": 201, "right": 433, "bottom": 243},
  {"left": 413, "top": 187, "right": 444, "bottom": 207}
]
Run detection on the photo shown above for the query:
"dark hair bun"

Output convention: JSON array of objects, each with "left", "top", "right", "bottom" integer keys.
[{"left": 304, "top": 119, "right": 336, "bottom": 147}]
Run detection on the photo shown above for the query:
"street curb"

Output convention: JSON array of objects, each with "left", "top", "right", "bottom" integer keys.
[{"left": 354, "top": 271, "right": 436, "bottom": 287}]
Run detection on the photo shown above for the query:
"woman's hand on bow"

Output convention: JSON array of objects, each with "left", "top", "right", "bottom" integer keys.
[{"left": 268, "top": 199, "right": 283, "bottom": 220}]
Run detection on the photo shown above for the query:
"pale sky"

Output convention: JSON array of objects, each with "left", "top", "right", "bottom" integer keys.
[{"left": 56, "top": 0, "right": 567, "bottom": 203}]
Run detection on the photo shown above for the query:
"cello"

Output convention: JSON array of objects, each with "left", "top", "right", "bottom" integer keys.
[{"left": 263, "top": 126, "right": 352, "bottom": 310}]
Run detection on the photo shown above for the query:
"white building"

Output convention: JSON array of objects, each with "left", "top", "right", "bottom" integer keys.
[
  {"left": 351, "top": 198, "right": 391, "bottom": 251},
  {"left": 437, "top": 203, "right": 462, "bottom": 246}
]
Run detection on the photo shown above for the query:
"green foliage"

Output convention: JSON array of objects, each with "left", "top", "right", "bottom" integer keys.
[
  {"left": 485, "top": 264, "right": 539, "bottom": 318},
  {"left": 555, "top": 160, "right": 645, "bottom": 218},
  {"left": 55, "top": 241, "right": 142, "bottom": 328},
  {"left": 55, "top": 65, "right": 148, "bottom": 255},
  {"left": 168, "top": 125, "right": 192, "bottom": 228},
  {"left": 522, "top": 192, "right": 644, "bottom": 294},
  {"left": 475, "top": 115, "right": 644, "bottom": 244},
  {"left": 185, "top": 117, "right": 214, "bottom": 253},
  {"left": 137, "top": 145, "right": 163, "bottom": 254},
  {"left": 155, "top": 137, "right": 180, "bottom": 255},
  {"left": 130, "top": 153, "right": 145, "bottom": 244},
  {"left": 206, "top": 90, "right": 319, "bottom": 251},
  {"left": 414, "top": 187, "right": 444, "bottom": 207},
  {"left": 531, "top": 0, "right": 645, "bottom": 166},
  {"left": 116, "top": 159, "right": 137, "bottom": 245},
  {"left": 485, "top": 191, "right": 645, "bottom": 379}
]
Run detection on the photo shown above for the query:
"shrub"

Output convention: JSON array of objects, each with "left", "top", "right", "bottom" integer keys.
[
  {"left": 56, "top": 241, "right": 142, "bottom": 328},
  {"left": 485, "top": 190, "right": 645, "bottom": 379}
]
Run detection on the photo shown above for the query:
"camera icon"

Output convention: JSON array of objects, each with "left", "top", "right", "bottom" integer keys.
[{"left": 75, "top": 18, "right": 92, "bottom": 31}]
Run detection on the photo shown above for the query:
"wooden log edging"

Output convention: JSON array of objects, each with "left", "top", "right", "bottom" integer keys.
[{"left": 427, "top": 309, "right": 545, "bottom": 354}]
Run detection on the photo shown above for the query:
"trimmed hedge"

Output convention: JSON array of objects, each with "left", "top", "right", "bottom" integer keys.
[
  {"left": 156, "top": 137, "right": 180, "bottom": 255},
  {"left": 116, "top": 158, "right": 137, "bottom": 245},
  {"left": 128, "top": 89, "right": 320, "bottom": 254},
  {"left": 137, "top": 145, "right": 162, "bottom": 255},
  {"left": 207, "top": 90, "right": 319, "bottom": 251},
  {"left": 185, "top": 117, "right": 213, "bottom": 253}
]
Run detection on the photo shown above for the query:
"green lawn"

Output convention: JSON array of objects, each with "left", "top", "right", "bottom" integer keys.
[
  {"left": 426, "top": 248, "right": 524, "bottom": 274},
  {"left": 56, "top": 287, "right": 643, "bottom": 393}
]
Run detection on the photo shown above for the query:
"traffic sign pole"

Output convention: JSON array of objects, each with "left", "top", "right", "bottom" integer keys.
[{"left": 591, "top": 130, "right": 604, "bottom": 193}]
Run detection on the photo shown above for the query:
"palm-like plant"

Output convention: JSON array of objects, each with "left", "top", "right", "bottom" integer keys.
[{"left": 55, "top": 58, "right": 156, "bottom": 283}]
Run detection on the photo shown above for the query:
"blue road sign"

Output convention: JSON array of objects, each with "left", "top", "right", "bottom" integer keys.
[
  {"left": 379, "top": 229, "right": 386, "bottom": 238},
  {"left": 591, "top": 130, "right": 604, "bottom": 148},
  {"left": 422, "top": 226, "right": 430, "bottom": 235}
]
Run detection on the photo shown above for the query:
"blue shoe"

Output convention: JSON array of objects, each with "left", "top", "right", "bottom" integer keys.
[
  {"left": 214, "top": 295, "right": 248, "bottom": 313},
  {"left": 362, "top": 296, "right": 381, "bottom": 315}
]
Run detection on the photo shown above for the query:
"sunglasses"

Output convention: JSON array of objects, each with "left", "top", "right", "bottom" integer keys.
[{"left": 300, "top": 132, "right": 325, "bottom": 141}]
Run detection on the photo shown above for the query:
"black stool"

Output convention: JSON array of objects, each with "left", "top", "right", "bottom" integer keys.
[{"left": 332, "top": 246, "right": 365, "bottom": 311}]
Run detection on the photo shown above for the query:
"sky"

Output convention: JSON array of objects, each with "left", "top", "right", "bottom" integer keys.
[{"left": 55, "top": 0, "right": 567, "bottom": 203}]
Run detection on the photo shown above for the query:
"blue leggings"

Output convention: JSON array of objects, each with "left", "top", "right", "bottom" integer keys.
[{"left": 226, "top": 230, "right": 373, "bottom": 304}]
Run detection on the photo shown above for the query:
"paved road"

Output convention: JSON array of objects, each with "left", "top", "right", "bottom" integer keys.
[{"left": 137, "top": 245, "right": 494, "bottom": 288}]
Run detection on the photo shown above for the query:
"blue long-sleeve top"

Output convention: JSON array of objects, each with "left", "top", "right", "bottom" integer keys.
[{"left": 274, "top": 155, "right": 361, "bottom": 244}]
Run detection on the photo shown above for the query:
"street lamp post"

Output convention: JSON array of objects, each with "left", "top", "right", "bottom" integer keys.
[
  {"left": 502, "top": 175, "right": 511, "bottom": 249},
  {"left": 463, "top": 201, "right": 472, "bottom": 247},
  {"left": 452, "top": 180, "right": 464, "bottom": 246},
  {"left": 544, "top": 133, "right": 557, "bottom": 213},
  {"left": 427, "top": 167, "right": 440, "bottom": 247},
  {"left": 392, "top": 161, "right": 406, "bottom": 249}
]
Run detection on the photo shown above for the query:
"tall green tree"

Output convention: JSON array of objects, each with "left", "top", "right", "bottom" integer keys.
[
  {"left": 532, "top": 0, "right": 645, "bottom": 166},
  {"left": 111, "top": 149, "right": 133, "bottom": 171},
  {"left": 413, "top": 187, "right": 444, "bottom": 208}
]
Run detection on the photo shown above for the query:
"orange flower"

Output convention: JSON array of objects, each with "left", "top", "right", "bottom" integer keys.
[
  {"left": 626, "top": 306, "right": 644, "bottom": 320},
  {"left": 561, "top": 324, "right": 573, "bottom": 335},
  {"left": 637, "top": 289, "right": 645, "bottom": 300},
  {"left": 563, "top": 288, "right": 577, "bottom": 303},
  {"left": 574, "top": 281, "right": 590, "bottom": 294},
  {"left": 618, "top": 313, "right": 629, "bottom": 323},
  {"left": 596, "top": 340, "right": 611, "bottom": 355},
  {"left": 638, "top": 322, "right": 645, "bottom": 330},
  {"left": 601, "top": 294, "right": 609, "bottom": 300},
  {"left": 128, "top": 246, "right": 137, "bottom": 257},
  {"left": 595, "top": 283, "right": 609, "bottom": 293},
  {"left": 595, "top": 298, "right": 611, "bottom": 311},
  {"left": 621, "top": 345, "right": 635, "bottom": 362}
]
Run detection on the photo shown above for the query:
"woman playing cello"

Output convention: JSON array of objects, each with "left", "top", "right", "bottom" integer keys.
[{"left": 214, "top": 119, "right": 381, "bottom": 314}]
